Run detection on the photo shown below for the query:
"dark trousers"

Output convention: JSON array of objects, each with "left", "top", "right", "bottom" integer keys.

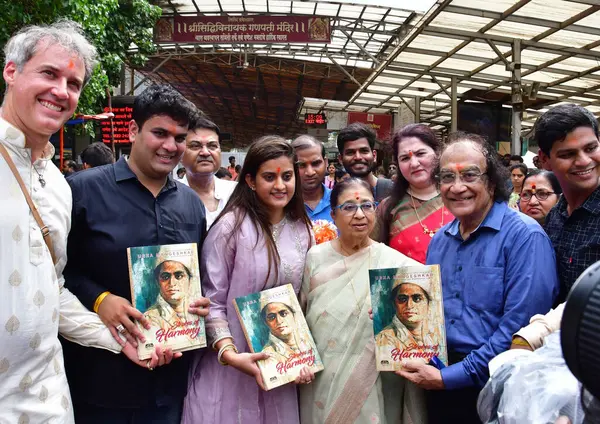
[
  {"left": 427, "top": 386, "right": 482, "bottom": 424},
  {"left": 73, "top": 401, "right": 182, "bottom": 424}
]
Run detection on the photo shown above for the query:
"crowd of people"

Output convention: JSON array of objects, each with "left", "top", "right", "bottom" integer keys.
[{"left": 1, "top": 19, "right": 600, "bottom": 424}]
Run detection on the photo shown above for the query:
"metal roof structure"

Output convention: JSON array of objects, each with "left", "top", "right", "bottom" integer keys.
[
  {"left": 134, "top": 0, "right": 600, "bottom": 144},
  {"left": 342, "top": 0, "right": 600, "bottom": 132},
  {"left": 132, "top": 1, "right": 422, "bottom": 143}
]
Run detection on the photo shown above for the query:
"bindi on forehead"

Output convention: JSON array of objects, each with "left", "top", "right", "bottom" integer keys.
[
  {"left": 408, "top": 150, "right": 413, "bottom": 157},
  {"left": 354, "top": 191, "right": 360, "bottom": 200},
  {"left": 531, "top": 184, "right": 536, "bottom": 190}
]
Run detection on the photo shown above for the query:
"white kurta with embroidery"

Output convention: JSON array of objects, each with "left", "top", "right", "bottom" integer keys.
[{"left": 0, "top": 118, "right": 122, "bottom": 424}]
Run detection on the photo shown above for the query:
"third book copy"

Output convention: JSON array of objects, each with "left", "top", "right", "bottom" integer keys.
[{"left": 370, "top": 264, "right": 447, "bottom": 371}]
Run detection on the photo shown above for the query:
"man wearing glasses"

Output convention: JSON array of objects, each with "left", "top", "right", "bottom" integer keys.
[{"left": 395, "top": 132, "right": 558, "bottom": 424}]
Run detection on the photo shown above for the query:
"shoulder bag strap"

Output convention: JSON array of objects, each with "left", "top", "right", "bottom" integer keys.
[{"left": 0, "top": 143, "right": 58, "bottom": 265}]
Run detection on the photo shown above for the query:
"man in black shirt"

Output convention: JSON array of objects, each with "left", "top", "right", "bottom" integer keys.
[
  {"left": 538, "top": 103, "right": 600, "bottom": 301},
  {"left": 62, "top": 85, "right": 209, "bottom": 423},
  {"left": 337, "top": 123, "right": 393, "bottom": 202}
]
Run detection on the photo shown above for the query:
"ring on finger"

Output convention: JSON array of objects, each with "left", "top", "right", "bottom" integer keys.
[
  {"left": 147, "top": 361, "right": 154, "bottom": 371},
  {"left": 116, "top": 324, "right": 127, "bottom": 334}
]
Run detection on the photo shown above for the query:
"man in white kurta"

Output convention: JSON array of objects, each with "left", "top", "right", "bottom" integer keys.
[
  {"left": 0, "top": 21, "right": 125, "bottom": 424},
  {"left": 0, "top": 118, "right": 123, "bottom": 423}
]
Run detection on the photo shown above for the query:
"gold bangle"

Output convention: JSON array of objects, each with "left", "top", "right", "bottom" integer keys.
[
  {"left": 217, "top": 344, "right": 238, "bottom": 366},
  {"left": 93, "top": 291, "right": 111, "bottom": 313},
  {"left": 511, "top": 336, "right": 532, "bottom": 348}
]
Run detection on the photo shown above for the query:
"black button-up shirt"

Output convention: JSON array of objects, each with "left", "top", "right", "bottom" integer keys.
[
  {"left": 62, "top": 157, "right": 206, "bottom": 408},
  {"left": 545, "top": 184, "right": 600, "bottom": 302}
]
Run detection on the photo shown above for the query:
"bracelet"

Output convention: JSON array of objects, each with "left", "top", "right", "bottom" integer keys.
[
  {"left": 93, "top": 291, "right": 111, "bottom": 313},
  {"left": 511, "top": 336, "right": 532, "bottom": 348},
  {"left": 212, "top": 335, "right": 234, "bottom": 351},
  {"left": 217, "top": 343, "right": 238, "bottom": 366}
]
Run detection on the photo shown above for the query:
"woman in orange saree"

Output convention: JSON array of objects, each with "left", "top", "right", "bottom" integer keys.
[{"left": 373, "top": 124, "right": 452, "bottom": 264}]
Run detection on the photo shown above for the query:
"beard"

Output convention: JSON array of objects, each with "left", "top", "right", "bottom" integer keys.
[{"left": 346, "top": 161, "right": 373, "bottom": 178}]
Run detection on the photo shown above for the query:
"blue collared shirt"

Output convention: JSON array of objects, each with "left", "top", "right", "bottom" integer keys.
[
  {"left": 62, "top": 156, "right": 206, "bottom": 408},
  {"left": 305, "top": 184, "right": 333, "bottom": 223},
  {"left": 426, "top": 201, "right": 558, "bottom": 389}
]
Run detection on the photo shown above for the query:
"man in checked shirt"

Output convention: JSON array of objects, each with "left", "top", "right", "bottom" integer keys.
[{"left": 512, "top": 103, "right": 600, "bottom": 351}]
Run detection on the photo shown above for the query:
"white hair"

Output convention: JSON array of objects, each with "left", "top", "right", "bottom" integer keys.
[{"left": 3, "top": 19, "right": 98, "bottom": 85}]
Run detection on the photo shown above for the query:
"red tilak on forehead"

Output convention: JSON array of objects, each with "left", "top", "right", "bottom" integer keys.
[
  {"left": 67, "top": 60, "right": 75, "bottom": 69},
  {"left": 531, "top": 184, "right": 536, "bottom": 190},
  {"left": 408, "top": 150, "right": 413, "bottom": 157},
  {"left": 456, "top": 164, "right": 464, "bottom": 172},
  {"left": 354, "top": 191, "right": 360, "bottom": 200},
  {"left": 276, "top": 167, "right": 281, "bottom": 174}
]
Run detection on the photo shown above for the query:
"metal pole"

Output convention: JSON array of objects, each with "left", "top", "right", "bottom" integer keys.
[
  {"left": 415, "top": 96, "right": 421, "bottom": 123},
  {"left": 451, "top": 76, "right": 457, "bottom": 132},
  {"left": 511, "top": 39, "right": 522, "bottom": 155}
]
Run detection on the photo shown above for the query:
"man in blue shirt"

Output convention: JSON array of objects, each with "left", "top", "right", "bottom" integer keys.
[
  {"left": 397, "top": 132, "right": 558, "bottom": 423},
  {"left": 291, "top": 135, "right": 333, "bottom": 223},
  {"left": 62, "top": 85, "right": 209, "bottom": 423}
]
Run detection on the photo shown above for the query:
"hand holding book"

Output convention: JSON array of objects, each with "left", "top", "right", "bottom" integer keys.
[
  {"left": 395, "top": 358, "right": 445, "bottom": 390},
  {"left": 121, "top": 342, "right": 182, "bottom": 370},
  {"left": 220, "top": 347, "right": 270, "bottom": 391},
  {"left": 97, "top": 293, "right": 151, "bottom": 348}
]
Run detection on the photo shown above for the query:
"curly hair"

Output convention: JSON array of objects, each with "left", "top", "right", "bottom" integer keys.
[{"left": 433, "top": 132, "right": 510, "bottom": 202}]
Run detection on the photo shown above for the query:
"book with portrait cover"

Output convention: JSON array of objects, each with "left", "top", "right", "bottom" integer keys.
[
  {"left": 127, "top": 243, "right": 206, "bottom": 360},
  {"left": 370, "top": 265, "right": 447, "bottom": 371},
  {"left": 233, "top": 284, "right": 324, "bottom": 390}
]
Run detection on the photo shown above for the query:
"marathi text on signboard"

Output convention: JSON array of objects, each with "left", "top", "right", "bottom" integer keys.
[
  {"left": 101, "top": 106, "right": 132, "bottom": 144},
  {"left": 154, "top": 15, "right": 331, "bottom": 44},
  {"left": 347, "top": 112, "right": 393, "bottom": 141}
]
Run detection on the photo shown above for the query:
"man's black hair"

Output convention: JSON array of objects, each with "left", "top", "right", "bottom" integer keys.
[
  {"left": 292, "top": 134, "right": 326, "bottom": 158},
  {"left": 510, "top": 155, "right": 523, "bottom": 163},
  {"left": 132, "top": 84, "right": 198, "bottom": 130},
  {"left": 80, "top": 142, "right": 114, "bottom": 168},
  {"left": 190, "top": 114, "right": 221, "bottom": 142},
  {"left": 337, "top": 122, "right": 377, "bottom": 153},
  {"left": 216, "top": 167, "right": 232, "bottom": 179},
  {"left": 534, "top": 104, "right": 599, "bottom": 156}
]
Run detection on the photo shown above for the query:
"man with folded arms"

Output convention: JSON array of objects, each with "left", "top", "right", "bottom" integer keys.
[{"left": 512, "top": 104, "right": 600, "bottom": 351}]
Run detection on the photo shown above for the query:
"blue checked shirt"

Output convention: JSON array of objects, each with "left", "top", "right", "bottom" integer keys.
[
  {"left": 426, "top": 201, "right": 559, "bottom": 389},
  {"left": 544, "top": 185, "right": 600, "bottom": 302}
]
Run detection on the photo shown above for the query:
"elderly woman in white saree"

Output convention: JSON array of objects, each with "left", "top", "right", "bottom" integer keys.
[{"left": 300, "top": 178, "right": 427, "bottom": 424}]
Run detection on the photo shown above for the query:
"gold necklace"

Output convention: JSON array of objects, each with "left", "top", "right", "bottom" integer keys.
[{"left": 408, "top": 192, "right": 444, "bottom": 238}]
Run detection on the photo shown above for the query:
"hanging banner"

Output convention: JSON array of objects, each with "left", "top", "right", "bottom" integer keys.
[
  {"left": 154, "top": 15, "right": 331, "bottom": 44},
  {"left": 347, "top": 112, "right": 393, "bottom": 141}
]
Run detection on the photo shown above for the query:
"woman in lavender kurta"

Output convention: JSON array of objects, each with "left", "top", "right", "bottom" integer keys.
[{"left": 182, "top": 136, "right": 313, "bottom": 424}]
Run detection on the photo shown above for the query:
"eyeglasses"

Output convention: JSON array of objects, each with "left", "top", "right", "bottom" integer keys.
[
  {"left": 397, "top": 294, "right": 427, "bottom": 304},
  {"left": 520, "top": 190, "right": 556, "bottom": 201},
  {"left": 436, "top": 171, "right": 487, "bottom": 185},
  {"left": 335, "top": 201, "right": 378, "bottom": 215},
  {"left": 266, "top": 309, "right": 291, "bottom": 322}
]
